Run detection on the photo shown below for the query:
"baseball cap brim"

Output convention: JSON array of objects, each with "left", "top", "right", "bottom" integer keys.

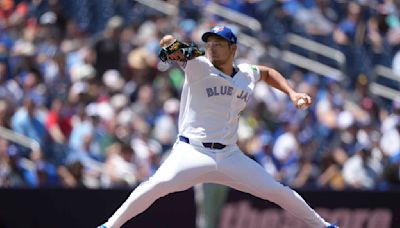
[
  {"left": 201, "top": 31, "right": 236, "bottom": 44},
  {"left": 202, "top": 32, "right": 223, "bottom": 42}
]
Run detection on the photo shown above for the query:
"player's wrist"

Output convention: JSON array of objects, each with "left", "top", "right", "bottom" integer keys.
[{"left": 288, "top": 90, "right": 297, "bottom": 100}]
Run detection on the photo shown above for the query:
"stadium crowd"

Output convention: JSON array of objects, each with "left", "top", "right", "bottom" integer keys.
[{"left": 0, "top": 0, "right": 399, "bottom": 191}]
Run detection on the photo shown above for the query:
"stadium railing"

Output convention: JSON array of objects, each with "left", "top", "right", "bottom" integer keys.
[
  {"left": 0, "top": 126, "right": 41, "bottom": 153},
  {"left": 204, "top": 2, "right": 262, "bottom": 33},
  {"left": 370, "top": 64, "right": 400, "bottom": 101},
  {"left": 282, "top": 33, "right": 346, "bottom": 82},
  {"left": 133, "top": 0, "right": 178, "bottom": 16}
]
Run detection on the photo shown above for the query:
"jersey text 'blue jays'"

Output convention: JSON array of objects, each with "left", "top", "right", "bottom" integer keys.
[
  {"left": 205, "top": 86, "right": 249, "bottom": 102},
  {"left": 206, "top": 86, "right": 233, "bottom": 97}
]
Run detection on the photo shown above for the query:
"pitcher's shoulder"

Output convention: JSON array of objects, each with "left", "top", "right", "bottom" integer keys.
[{"left": 237, "top": 63, "right": 260, "bottom": 81}]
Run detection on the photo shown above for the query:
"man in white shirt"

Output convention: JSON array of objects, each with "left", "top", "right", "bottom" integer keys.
[
  {"left": 99, "top": 25, "right": 338, "bottom": 228},
  {"left": 342, "top": 144, "right": 383, "bottom": 189}
]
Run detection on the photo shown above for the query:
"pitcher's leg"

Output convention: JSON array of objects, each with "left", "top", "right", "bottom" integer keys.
[
  {"left": 103, "top": 142, "right": 216, "bottom": 228},
  {"left": 218, "top": 151, "right": 329, "bottom": 228}
]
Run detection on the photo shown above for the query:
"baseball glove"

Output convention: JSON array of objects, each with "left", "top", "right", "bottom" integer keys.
[{"left": 158, "top": 40, "right": 205, "bottom": 62}]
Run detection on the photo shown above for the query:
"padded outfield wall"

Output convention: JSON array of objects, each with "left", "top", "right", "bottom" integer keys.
[{"left": 0, "top": 188, "right": 399, "bottom": 228}]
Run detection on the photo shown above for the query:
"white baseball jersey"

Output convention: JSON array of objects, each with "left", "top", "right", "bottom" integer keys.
[{"left": 179, "top": 56, "right": 260, "bottom": 145}]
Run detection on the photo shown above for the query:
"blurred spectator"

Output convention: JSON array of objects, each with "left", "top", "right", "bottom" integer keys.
[
  {"left": 21, "top": 71, "right": 47, "bottom": 106},
  {"left": 254, "top": 131, "right": 280, "bottom": 179},
  {"left": 315, "top": 80, "right": 340, "bottom": 135},
  {"left": 57, "top": 161, "right": 85, "bottom": 188},
  {"left": 333, "top": 2, "right": 368, "bottom": 89},
  {"left": 318, "top": 147, "right": 347, "bottom": 190},
  {"left": 0, "top": 62, "right": 23, "bottom": 107},
  {"left": 365, "top": 10, "right": 391, "bottom": 67},
  {"left": 66, "top": 133, "right": 103, "bottom": 188},
  {"left": 127, "top": 47, "right": 158, "bottom": 86},
  {"left": 45, "top": 97, "right": 72, "bottom": 165},
  {"left": 0, "top": 139, "right": 25, "bottom": 187},
  {"left": 131, "top": 84, "right": 158, "bottom": 125},
  {"left": 130, "top": 117, "right": 161, "bottom": 175},
  {"left": 11, "top": 96, "right": 47, "bottom": 147},
  {"left": 0, "top": 100, "right": 12, "bottom": 128},
  {"left": 18, "top": 148, "right": 58, "bottom": 188},
  {"left": 0, "top": 138, "right": 10, "bottom": 186},
  {"left": 381, "top": 98, "right": 400, "bottom": 132},
  {"left": 153, "top": 97, "right": 179, "bottom": 150},
  {"left": 46, "top": 98, "right": 72, "bottom": 144},
  {"left": 342, "top": 144, "right": 383, "bottom": 189},
  {"left": 69, "top": 104, "right": 93, "bottom": 153},
  {"left": 102, "top": 69, "right": 125, "bottom": 95},
  {"left": 272, "top": 115, "right": 300, "bottom": 185},
  {"left": 290, "top": 0, "right": 335, "bottom": 36},
  {"left": 380, "top": 116, "right": 400, "bottom": 160},
  {"left": 93, "top": 16, "right": 123, "bottom": 79},
  {"left": 39, "top": 0, "right": 68, "bottom": 35},
  {"left": 0, "top": 0, "right": 15, "bottom": 21},
  {"left": 102, "top": 142, "right": 148, "bottom": 188}
]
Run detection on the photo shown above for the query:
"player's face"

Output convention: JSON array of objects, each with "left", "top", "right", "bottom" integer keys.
[{"left": 205, "top": 36, "right": 236, "bottom": 67}]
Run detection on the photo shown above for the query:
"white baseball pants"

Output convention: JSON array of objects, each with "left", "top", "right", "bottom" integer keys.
[{"left": 104, "top": 141, "right": 329, "bottom": 228}]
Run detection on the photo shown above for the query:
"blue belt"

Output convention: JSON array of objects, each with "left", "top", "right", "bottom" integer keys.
[{"left": 179, "top": 136, "right": 226, "bottom": 150}]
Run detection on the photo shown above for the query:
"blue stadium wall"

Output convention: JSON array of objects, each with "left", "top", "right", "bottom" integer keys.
[
  {"left": 0, "top": 188, "right": 399, "bottom": 228},
  {"left": 0, "top": 188, "right": 196, "bottom": 228}
]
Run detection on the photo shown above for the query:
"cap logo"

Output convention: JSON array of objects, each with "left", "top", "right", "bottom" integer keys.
[{"left": 212, "top": 26, "right": 225, "bottom": 32}]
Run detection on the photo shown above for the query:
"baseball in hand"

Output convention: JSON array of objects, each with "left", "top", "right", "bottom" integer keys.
[{"left": 297, "top": 98, "right": 308, "bottom": 110}]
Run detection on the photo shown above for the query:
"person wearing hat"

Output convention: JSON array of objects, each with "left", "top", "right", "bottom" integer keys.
[{"left": 99, "top": 26, "right": 338, "bottom": 228}]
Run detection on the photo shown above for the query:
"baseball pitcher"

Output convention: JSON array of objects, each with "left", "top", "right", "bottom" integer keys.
[{"left": 98, "top": 26, "right": 338, "bottom": 228}]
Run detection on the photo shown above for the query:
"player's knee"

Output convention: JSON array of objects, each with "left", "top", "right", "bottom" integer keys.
[
  {"left": 143, "top": 173, "right": 191, "bottom": 197},
  {"left": 147, "top": 178, "right": 178, "bottom": 196}
]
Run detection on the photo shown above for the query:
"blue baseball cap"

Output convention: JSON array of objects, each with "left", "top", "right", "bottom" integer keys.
[{"left": 201, "top": 25, "right": 237, "bottom": 44}]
